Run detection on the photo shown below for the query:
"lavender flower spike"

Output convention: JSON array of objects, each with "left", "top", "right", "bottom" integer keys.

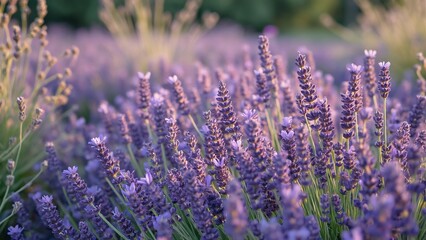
[
  {"left": 37, "top": 195, "right": 70, "bottom": 240},
  {"left": 7, "top": 225, "right": 25, "bottom": 240},
  {"left": 363, "top": 49, "right": 377, "bottom": 100},
  {"left": 347, "top": 63, "right": 363, "bottom": 112},
  {"left": 89, "top": 136, "right": 124, "bottom": 184},
  {"left": 378, "top": 61, "right": 392, "bottom": 99},
  {"left": 169, "top": 75, "right": 190, "bottom": 115},
  {"left": 137, "top": 71, "right": 152, "bottom": 110}
]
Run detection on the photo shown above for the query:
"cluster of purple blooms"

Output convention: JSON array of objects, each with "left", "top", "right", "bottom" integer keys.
[{"left": 5, "top": 33, "right": 426, "bottom": 240}]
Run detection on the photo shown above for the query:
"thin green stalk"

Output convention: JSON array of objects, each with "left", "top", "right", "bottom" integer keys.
[
  {"left": 383, "top": 98, "right": 388, "bottom": 146},
  {"left": 274, "top": 97, "right": 282, "bottom": 124},
  {"left": 0, "top": 123, "right": 23, "bottom": 214},
  {"left": 265, "top": 109, "right": 280, "bottom": 151},
  {"left": 373, "top": 95, "right": 378, "bottom": 110},
  {"left": 160, "top": 144, "right": 168, "bottom": 172},
  {"left": 0, "top": 126, "right": 31, "bottom": 161},
  {"left": 105, "top": 178, "right": 126, "bottom": 205},
  {"left": 304, "top": 114, "right": 317, "bottom": 154},
  {"left": 346, "top": 138, "right": 350, "bottom": 151},
  {"left": 0, "top": 208, "right": 16, "bottom": 226},
  {"left": 126, "top": 144, "right": 143, "bottom": 176},
  {"left": 98, "top": 212, "right": 129, "bottom": 240},
  {"left": 105, "top": 178, "right": 144, "bottom": 233},
  {"left": 354, "top": 112, "right": 359, "bottom": 142},
  {"left": 57, "top": 201, "right": 79, "bottom": 230},
  {"left": 145, "top": 118, "right": 154, "bottom": 139},
  {"left": 5, "top": 165, "right": 45, "bottom": 202},
  {"left": 188, "top": 114, "right": 203, "bottom": 140}
]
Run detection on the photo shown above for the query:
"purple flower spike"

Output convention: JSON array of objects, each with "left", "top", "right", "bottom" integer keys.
[
  {"left": 364, "top": 49, "right": 377, "bottom": 58},
  {"left": 7, "top": 225, "right": 24, "bottom": 240},
  {"left": 89, "top": 136, "right": 123, "bottom": 184},
  {"left": 347, "top": 63, "right": 363, "bottom": 73},
  {"left": 378, "top": 61, "right": 392, "bottom": 99}
]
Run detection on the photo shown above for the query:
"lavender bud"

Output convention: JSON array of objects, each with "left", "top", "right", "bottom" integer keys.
[
  {"left": 295, "top": 52, "right": 319, "bottom": 120},
  {"left": 6, "top": 175, "right": 14, "bottom": 187},
  {"left": 254, "top": 68, "right": 271, "bottom": 108},
  {"left": 7, "top": 159, "right": 15, "bottom": 172},
  {"left": 320, "top": 194, "right": 330, "bottom": 223},
  {"left": 150, "top": 93, "right": 168, "bottom": 145},
  {"left": 45, "top": 142, "right": 64, "bottom": 174},
  {"left": 216, "top": 76, "right": 241, "bottom": 142},
  {"left": 37, "top": 195, "right": 70, "bottom": 239},
  {"left": 407, "top": 95, "right": 426, "bottom": 137},
  {"left": 363, "top": 49, "right": 377, "bottom": 99},
  {"left": 347, "top": 63, "right": 363, "bottom": 112},
  {"left": 137, "top": 71, "right": 152, "bottom": 110},
  {"left": 373, "top": 111, "right": 384, "bottom": 147},
  {"left": 7, "top": 225, "right": 24, "bottom": 240},
  {"left": 117, "top": 114, "right": 132, "bottom": 145},
  {"left": 212, "top": 157, "right": 230, "bottom": 195},
  {"left": 318, "top": 98, "right": 335, "bottom": 151},
  {"left": 169, "top": 75, "right": 190, "bottom": 115},
  {"left": 16, "top": 96, "right": 26, "bottom": 121},
  {"left": 89, "top": 136, "right": 123, "bottom": 184},
  {"left": 340, "top": 91, "right": 356, "bottom": 139},
  {"left": 378, "top": 61, "right": 392, "bottom": 99}
]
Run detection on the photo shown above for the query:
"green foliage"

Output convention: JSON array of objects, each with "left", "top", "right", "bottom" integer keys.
[
  {"left": 323, "top": 0, "right": 426, "bottom": 77},
  {"left": 0, "top": 0, "right": 77, "bottom": 228},
  {"left": 99, "top": 0, "right": 218, "bottom": 70}
]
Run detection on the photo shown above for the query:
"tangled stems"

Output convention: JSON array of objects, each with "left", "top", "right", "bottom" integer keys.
[
  {"left": 0, "top": 122, "right": 23, "bottom": 215},
  {"left": 0, "top": 161, "right": 47, "bottom": 228}
]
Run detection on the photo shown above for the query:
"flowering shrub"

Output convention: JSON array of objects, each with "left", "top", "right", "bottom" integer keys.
[
  {"left": 1, "top": 0, "right": 426, "bottom": 239},
  {"left": 4, "top": 26, "right": 426, "bottom": 239}
]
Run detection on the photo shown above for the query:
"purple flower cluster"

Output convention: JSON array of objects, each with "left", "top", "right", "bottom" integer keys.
[{"left": 5, "top": 32, "right": 426, "bottom": 240}]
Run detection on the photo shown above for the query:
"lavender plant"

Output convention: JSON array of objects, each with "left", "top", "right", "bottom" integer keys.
[
  {"left": 0, "top": 0, "right": 77, "bottom": 229},
  {"left": 4, "top": 23, "right": 426, "bottom": 240}
]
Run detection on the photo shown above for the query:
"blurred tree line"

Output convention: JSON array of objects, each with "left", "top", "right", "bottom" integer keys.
[{"left": 28, "top": 0, "right": 390, "bottom": 32}]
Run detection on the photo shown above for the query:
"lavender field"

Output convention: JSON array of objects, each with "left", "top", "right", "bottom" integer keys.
[{"left": 1, "top": 0, "right": 426, "bottom": 239}]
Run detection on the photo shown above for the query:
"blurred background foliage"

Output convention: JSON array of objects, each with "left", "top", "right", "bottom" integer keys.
[
  {"left": 25, "top": 0, "right": 382, "bottom": 31},
  {"left": 21, "top": 0, "right": 423, "bottom": 78}
]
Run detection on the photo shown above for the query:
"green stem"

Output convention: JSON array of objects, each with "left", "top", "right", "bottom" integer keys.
[
  {"left": 346, "top": 138, "right": 350, "bottom": 151},
  {"left": 126, "top": 144, "right": 143, "bottom": 176},
  {"left": 372, "top": 95, "right": 378, "bottom": 111},
  {"left": 0, "top": 209, "right": 16, "bottom": 227},
  {"left": 0, "top": 123, "right": 23, "bottom": 214},
  {"left": 304, "top": 114, "right": 317, "bottom": 154},
  {"left": 274, "top": 97, "right": 282, "bottom": 124},
  {"left": 265, "top": 109, "right": 280, "bottom": 151},
  {"left": 5, "top": 166, "right": 45, "bottom": 202},
  {"left": 354, "top": 112, "right": 359, "bottom": 142},
  {"left": 188, "top": 114, "right": 203, "bottom": 140},
  {"left": 383, "top": 98, "right": 388, "bottom": 146},
  {"left": 98, "top": 212, "right": 129, "bottom": 240},
  {"left": 0, "top": 128, "right": 31, "bottom": 161}
]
